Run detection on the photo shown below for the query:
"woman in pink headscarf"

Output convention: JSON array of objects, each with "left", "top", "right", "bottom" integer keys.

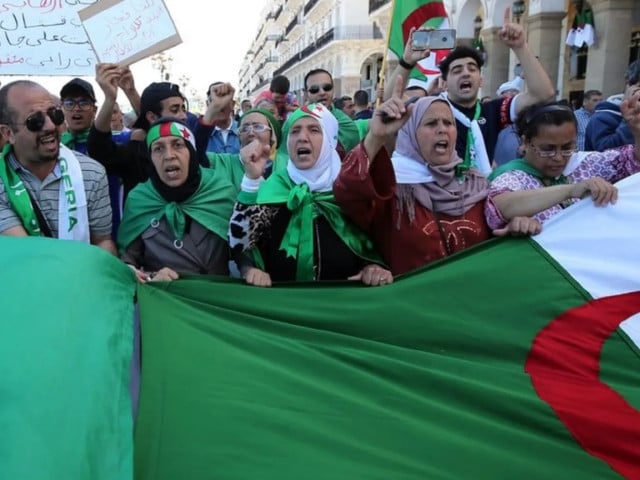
[{"left": 334, "top": 77, "right": 539, "bottom": 276}]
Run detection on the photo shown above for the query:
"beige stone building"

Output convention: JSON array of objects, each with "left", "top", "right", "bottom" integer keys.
[{"left": 239, "top": 0, "right": 640, "bottom": 105}]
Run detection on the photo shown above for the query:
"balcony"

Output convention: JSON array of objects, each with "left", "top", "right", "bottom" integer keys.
[
  {"left": 285, "top": 16, "right": 298, "bottom": 35},
  {"left": 368, "top": 0, "right": 390, "bottom": 15},
  {"left": 274, "top": 28, "right": 335, "bottom": 76},
  {"left": 267, "top": 5, "right": 283, "bottom": 20},
  {"left": 333, "top": 25, "right": 383, "bottom": 40},
  {"left": 303, "top": 0, "right": 319, "bottom": 16}
]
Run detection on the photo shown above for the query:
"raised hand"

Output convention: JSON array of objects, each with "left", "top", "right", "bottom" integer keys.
[
  {"left": 117, "top": 66, "right": 136, "bottom": 93},
  {"left": 499, "top": 7, "right": 525, "bottom": 49},
  {"left": 204, "top": 82, "right": 235, "bottom": 123},
  {"left": 402, "top": 27, "right": 431, "bottom": 67},
  {"left": 240, "top": 139, "right": 271, "bottom": 180},
  {"left": 369, "top": 74, "right": 414, "bottom": 138},
  {"left": 95, "top": 63, "right": 121, "bottom": 100}
]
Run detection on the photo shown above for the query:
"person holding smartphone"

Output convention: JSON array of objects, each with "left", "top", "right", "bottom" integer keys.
[{"left": 385, "top": 7, "right": 556, "bottom": 172}]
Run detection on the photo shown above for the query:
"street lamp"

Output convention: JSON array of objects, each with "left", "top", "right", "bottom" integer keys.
[
  {"left": 512, "top": 0, "right": 525, "bottom": 23},
  {"left": 150, "top": 52, "right": 173, "bottom": 82},
  {"left": 178, "top": 75, "right": 190, "bottom": 91}
]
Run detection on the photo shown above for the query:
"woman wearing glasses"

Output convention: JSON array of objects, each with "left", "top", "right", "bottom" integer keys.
[
  {"left": 485, "top": 97, "right": 640, "bottom": 229},
  {"left": 206, "top": 108, "right": 283, "bottom": 189}
]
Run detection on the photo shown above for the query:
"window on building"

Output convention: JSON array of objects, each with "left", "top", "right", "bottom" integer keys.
[{"left": 630, "top": 30, "right": 640, "bottom": 63}]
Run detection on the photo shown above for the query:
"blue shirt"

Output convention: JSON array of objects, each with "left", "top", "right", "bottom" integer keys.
[{"left": 206, "top": 120, "right": 240, "bottom": 154}]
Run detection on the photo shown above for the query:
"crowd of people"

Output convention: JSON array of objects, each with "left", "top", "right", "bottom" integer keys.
[{"left": 1, "top": 15, "right": 639, "bottom": 289}]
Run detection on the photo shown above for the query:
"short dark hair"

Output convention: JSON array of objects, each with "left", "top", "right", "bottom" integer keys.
[
  {"left": 516, "top": 102, "right": 577, "bottom": 141},
  {"left": 270, "top": 75, "right": 290, "bottom": 95},
  {"left": 0, "top": 80, "right": 42, "bottom": 126},
  {"left": 438, "top": 46, "right": 484, "bottom": 81},
  {"left": 304, "top": 68, "right": 333, "bottom": 90},
  {"left": 333, "top": 97, "right": 345, "bottom": 110},
  {"left": 584, "top": 89, "right": 602, "bottom": 100},
  {"left": 625, "top": 60, "right": 640, "bottom": 86},
  {"left": 353, "top": 90, "right": 369, "bottom": 106}
]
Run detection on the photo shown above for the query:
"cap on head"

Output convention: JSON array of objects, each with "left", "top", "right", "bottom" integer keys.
[
  {"left": 496, "top": 80, "right": 521, "bottom": 97},
  {"left": 60, "top": 78, "right": 96, "bottom": 102},
  {"left": 133, "top": 82, "right": 183, "bottom": 130},
  {"left": 146, "top": 118, "right": 196, "bottom": 150}
]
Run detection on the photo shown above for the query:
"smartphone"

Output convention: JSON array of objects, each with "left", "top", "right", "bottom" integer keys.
[{"left": 411, "top": 29, "right": 456, "bottom": 51}]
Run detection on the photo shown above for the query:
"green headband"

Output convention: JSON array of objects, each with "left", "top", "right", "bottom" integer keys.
[{"left": 146, "top": 121, "right": 196, "bottom": 150}]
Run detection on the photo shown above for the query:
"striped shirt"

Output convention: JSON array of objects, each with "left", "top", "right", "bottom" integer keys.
[{"left": 0, "top": 150, "right": 112, "bottom": 237}]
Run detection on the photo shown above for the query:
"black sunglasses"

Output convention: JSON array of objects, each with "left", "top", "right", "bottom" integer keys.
[
  {"left": 13, "top": 107, "right": 65, "bottom": 132},
  {"left": 307, "top": 83, "right": 333, "bottom": 94}
]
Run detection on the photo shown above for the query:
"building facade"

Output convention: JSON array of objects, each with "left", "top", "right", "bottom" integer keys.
[{"left": 239, "top": 0, "right": 640, "bottom": 105}]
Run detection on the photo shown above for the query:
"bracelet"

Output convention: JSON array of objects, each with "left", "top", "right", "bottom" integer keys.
[{"left": 399, "top": 58, "right": 415, "bottom": 70}]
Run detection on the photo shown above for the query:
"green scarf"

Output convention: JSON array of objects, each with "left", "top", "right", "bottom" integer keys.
[
  {"left": 60, "top": 129, "right": 90, "bottom": 151},
  {"left": 330, "top": 106, "right": 361, "bottom": 152},
  {"left": 458, "top": 102, "right": 482, "bottom": 179},
  {"left": 0, "top": 144, "right": 41, "bottom": 236},
  {"left": 488, "top": 158, "right": 568, "bottom": 185},
  {"left": 255, "top": 170, "right": 381, "bottom": 281},
  {"left": 117, "top": 168, "right": 236, "bottom": 252}
]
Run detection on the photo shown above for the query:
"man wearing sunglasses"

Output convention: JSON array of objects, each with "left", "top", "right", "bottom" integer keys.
[
  {"left": 0, "top": 80, "right": 116, "bottom": 254},
  {"left": 303, "top": 68, "right": 361, "bottom": 155}
]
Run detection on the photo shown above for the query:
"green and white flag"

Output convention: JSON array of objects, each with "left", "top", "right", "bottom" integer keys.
[{"left": 134, "top": 174, "right": 640, "bottom": 479}]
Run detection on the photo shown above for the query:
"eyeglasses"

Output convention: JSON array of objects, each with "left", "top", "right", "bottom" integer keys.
[
  {"left": 307, "top": 83, "right": 333, "bottom": 94},
  {"left": 12, "top": 107, "right": 65, "bottom": 132},
  {"left": 239, "top": 124, "right": 272, "bottom": 134},
  {"left": 530, "top": 144, "right": 577, "bottom": 158},
  {"left": 62, "top": 98, "right": 94, "bottom": 111}
]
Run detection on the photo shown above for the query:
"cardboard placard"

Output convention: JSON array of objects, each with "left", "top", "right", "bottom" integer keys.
[{"left": 78, "top": 0, "right": 181, "bottom": 66}]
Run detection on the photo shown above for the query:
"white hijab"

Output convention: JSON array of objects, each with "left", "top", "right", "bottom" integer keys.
[{"left": 285, "top": 104, "right": 341, "bottom": 192}]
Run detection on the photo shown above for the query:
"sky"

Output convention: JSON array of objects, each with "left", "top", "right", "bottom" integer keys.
[{"left": 0, "top": 0, "right": 267, "bottom": 113}]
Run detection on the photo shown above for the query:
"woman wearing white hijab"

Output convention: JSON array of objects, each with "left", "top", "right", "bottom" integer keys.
[
  {"left": 228, "top": 103, "right": 392, "bottom": 287},
  {"left": 334, "top": 77, "right": 540, "bottom": 276}
]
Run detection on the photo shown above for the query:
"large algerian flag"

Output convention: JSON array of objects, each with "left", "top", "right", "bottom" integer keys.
[
  {"left": 388, "top": 0, "right": 453, "bottom": 84},
  {"left": 0, "top": 238, "right": 136, "bottom": 479},
  {"left": 134, "top": 174, "right": 640, "bottom": 479}
]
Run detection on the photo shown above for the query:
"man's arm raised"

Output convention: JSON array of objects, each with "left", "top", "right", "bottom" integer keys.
[{"left": 500, "top": 7, "right": 556, "bottom": 115}]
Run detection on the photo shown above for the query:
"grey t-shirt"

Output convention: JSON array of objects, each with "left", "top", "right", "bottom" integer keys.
[{"left": 0, "top": 150, "right": 112, "bottom": 237}]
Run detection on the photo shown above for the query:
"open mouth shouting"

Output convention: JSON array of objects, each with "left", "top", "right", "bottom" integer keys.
[
  {"left": 164, "top": 163, "right": 182, "bottom": 181},
  {"left": 434, "top": 140, "right": 449, "bottom": 154},
  {"left": 459, "top": 80, "right": 474, "bottom": 94},
  {"left": 296, "top": 146, "right": 313, "bottom": 160}
]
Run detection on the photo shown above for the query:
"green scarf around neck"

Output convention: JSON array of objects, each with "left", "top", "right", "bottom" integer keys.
[
  {"left": 488, "top": 158, "right": 568, "bottom": 185},
  {"left": 60, "top": 129, "right": 90, "bottom": 151},
  {"left": 458, "top": 102, "right": 482, "bottom": 179},
  {"left": 117, "top": 167, "right": 236, "bottom": 252},
  {"left": 0, "top": 144, "right": 42, "bottom": 236},
  {"left": 255, "top": 170, "right": 382, "bottom": 281}
]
